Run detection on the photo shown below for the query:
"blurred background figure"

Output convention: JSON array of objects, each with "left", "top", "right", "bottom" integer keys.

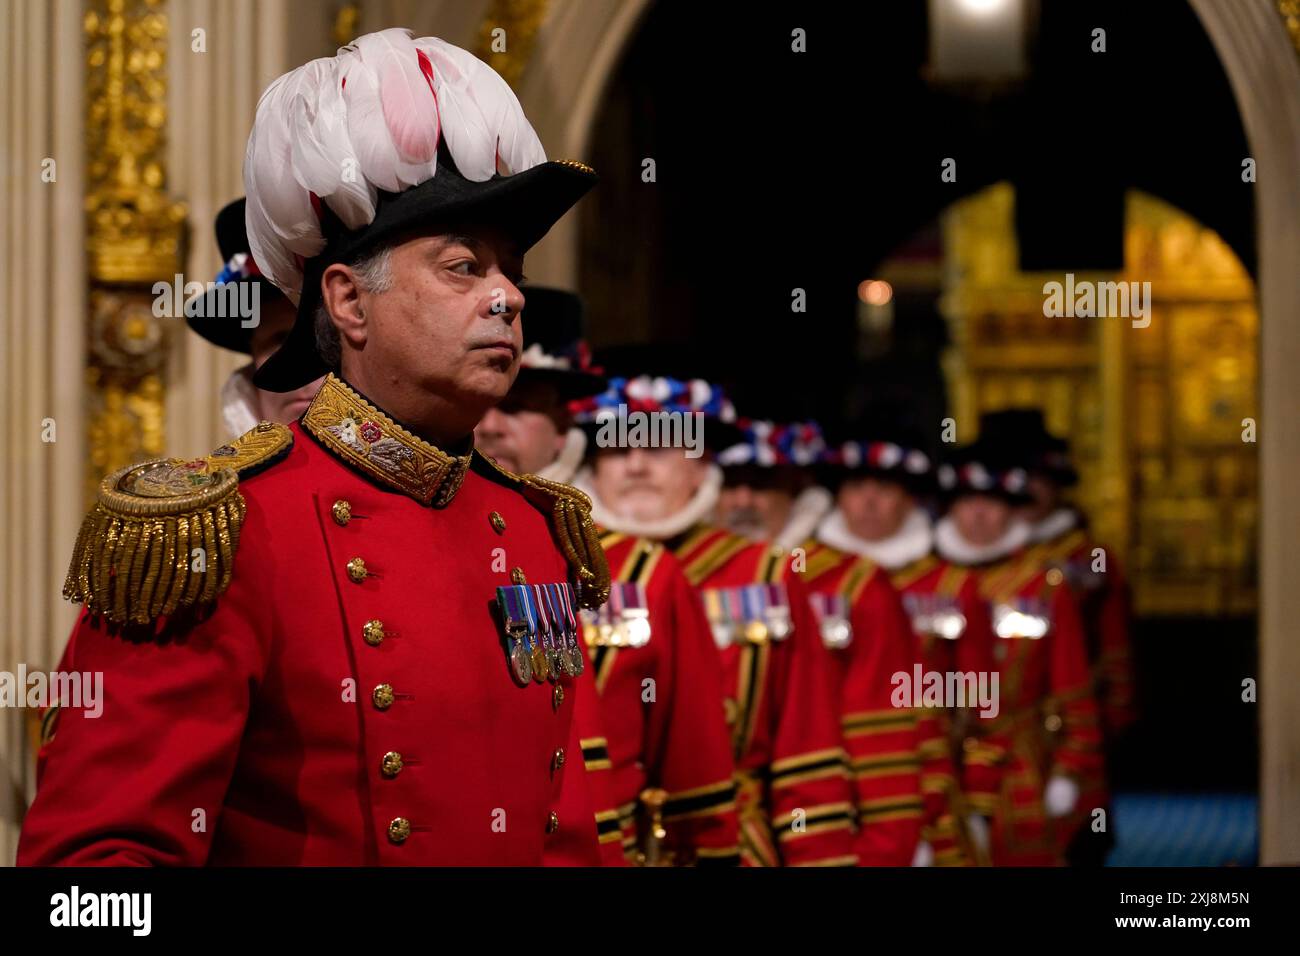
[{"left": 184, "top": 199, "right": 324, "bottom": 435}]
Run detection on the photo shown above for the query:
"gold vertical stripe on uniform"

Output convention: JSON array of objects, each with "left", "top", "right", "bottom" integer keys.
[
  {"left": 758, "top": 545, "right": 784, "bottom": 583},
  {"left": 732, "top": 642, "right": 770, "bottom": 763},
  {"left": 841, "top": 556, "right": 879, "bottom": 604}
]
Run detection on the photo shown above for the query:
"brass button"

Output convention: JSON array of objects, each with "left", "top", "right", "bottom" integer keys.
[
  {"left": 372, "top": 683, "right": 395, "bottom": 710},
  {"left": 552, "top": 684, "right": 565, "bottom": 711},
  {"left": 723, "top": 698, "right": 738, "bottom": 727},
  {"left": 552, "top": 747, "right": 566, "bottom": 772},
  {"left": 546, "top": 811, "right": 559, "bottom": 834},
  {"left": 387, "top": 817, "right": 411, "bottom": 844},
  {"left": 347, "top": 557, "right": 369, "bottom": 583},
  {"left": 1046, "top": 568, "right": 1064, "bottom": 587},
  {"left": 1044, "top": 713, "right": 1063, "bottom": 733},
  {"left": 381, "top": 751, "right": 404, "bottom": 778},
  {"left": 331, "top": 499, "right": 352, "bottom": 526},
  {"left": 489, "top": 511, "right": 506, "bottom": 534},
  {"left": 363, "top": 619, "right": 385, "bottom": 646},
  {"left": 510, "top": 567, "right": 526, "bottom": 584}
]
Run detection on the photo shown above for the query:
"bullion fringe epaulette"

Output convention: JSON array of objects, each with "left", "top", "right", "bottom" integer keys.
[
  {"left": 62, "top": 421, "right": 293, "bottom": 625},
  {"left": 481, "top": 458, "right": 611, "bottom": 610}
]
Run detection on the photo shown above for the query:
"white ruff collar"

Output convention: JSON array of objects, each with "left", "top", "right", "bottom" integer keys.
[
  {"left": 816, "top": 506, "right": 933, "bottom": 571},
  {"left": 772, "top": 485, "right": 833, "bottom": 551},
  {"left": 934, "top": 515, "right": 1031, "bottom": 566},
  {"left": 1031, "top": 507, "right": 1078, "bottom": 543},
  {"left": 221, "top": 363, "right": 261, "bottom": 439},
  {"left": 535, "top": 428, "right": 586, "bottom": 484},
  {"left": 572, "top": 463, "right": 723, "bottom": 540}
]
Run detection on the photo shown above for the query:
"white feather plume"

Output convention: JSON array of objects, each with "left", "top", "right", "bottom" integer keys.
[{"left": 243, "top": 28, "right": 548, "bottom": 303}]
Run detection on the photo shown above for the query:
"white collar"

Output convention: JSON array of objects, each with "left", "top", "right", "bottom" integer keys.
[
  {"left": 772, "top": 485, "right": 833, "bottom": 551},
  {"left": 220, "top": 363, "right": 261, "bottom": 439},
  {"left": 535, "top": 427, "right": 586, "bottom": 484},
  {"left": 816, "top": 506, "right": 933, "bottom": 571},
  {"left": 934, "top": 515, "right": 1031, "bottom": 566},
  {"left": 571, "top": 463, "right": 723, "bottom": 540},
  {"left": 1031, "top": 507, "right": 1078, "bottom": 543}
]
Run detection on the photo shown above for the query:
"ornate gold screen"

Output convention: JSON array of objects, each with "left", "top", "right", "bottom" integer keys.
[{"left": 940, "top": 183, "right": 1258, "bottom": 616}]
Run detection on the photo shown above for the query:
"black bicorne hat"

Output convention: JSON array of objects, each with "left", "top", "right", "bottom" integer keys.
[
  {"left": 936, "top": 435, "right": 1034, "bottom": 505},
  {"left": 514, "top": 287, "right": 607, "bottom": 401},
  {"left": 184, "top": 198, "right": 285, "bottom": 355},
  {"left": 978, "top": 408, "right": 1078, "bottom": 487},
  {"left": 253, "top": 152, "right": 597, "bottom": 392}
]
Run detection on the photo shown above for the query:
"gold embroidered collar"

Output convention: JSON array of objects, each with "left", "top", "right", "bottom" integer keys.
[{"left": 302, "top": 374, "right": 473, "bottom": 506}]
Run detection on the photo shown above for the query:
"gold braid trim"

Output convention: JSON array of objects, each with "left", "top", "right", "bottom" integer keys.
[
  {"left": 516, "top": 472, "right": 611, "bottom": 609},
  {"left": 62, "top": 422, "right": 292, "bottom": 625},
  {"left": 476, "top": 454, "right": 611, "bottom": 609}
]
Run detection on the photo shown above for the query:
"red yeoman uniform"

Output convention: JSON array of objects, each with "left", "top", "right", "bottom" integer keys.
[
  {"left": 1029, "top": 511, "right": 1136, "bottom": 857},
  {"left": 20, "top": 376, "right": 613, "bottom": 865},
  {"left": 671, "top": 527, "right": 858, "bottom": 867},
  {"left": 799, "top": 541, "right": 925, "bottom": 865},
  {"left": 971, "top": 547, "right": 1104, "bottom": 865},
  {"left": 888, "top": 555, "right": 1000, "bottom": 865},
  {"left": 585, "top": 532, "right": 740, "bottom": 864}
]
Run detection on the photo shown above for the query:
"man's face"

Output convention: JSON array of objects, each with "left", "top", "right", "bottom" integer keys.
[
  {"left": 716, "top": 481, "right": 793, "bottom": 541},
  {"left": 591, "top": 447, "right": 709, "bottom": 523},
  {"left": 249, "top": 294, "right": 324, "bottom": 424},
  {"left": 837, "top": 476, "right": 914, "bottom": 541},
  {"left": 475, "top": 378, "right": 567, "bottom": 474},
  {"left": 329, "top": 229, "right": 525, "bottom": 435},
  {"left": 949, "top": 494, "right": 1013, "bottom": 547}
]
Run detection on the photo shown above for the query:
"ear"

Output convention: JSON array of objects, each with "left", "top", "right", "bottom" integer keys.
[{"left": 321, "top": 263, "right": 369, "bottom": 348}]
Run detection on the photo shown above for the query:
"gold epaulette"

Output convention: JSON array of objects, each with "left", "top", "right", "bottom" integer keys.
[
  {"left": 63, "top": 422, "right": 293, "bottom": 625},
  {"left": 477, "top": 456, "right": 611, "bottom": 610}
]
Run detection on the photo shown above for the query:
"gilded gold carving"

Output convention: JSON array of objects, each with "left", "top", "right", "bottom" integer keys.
[
  {"left": 940, "top": 184, "right": 1257, "bottom": 615},
  {"left": 84, "top": 0, "right": 186, "bottom": 502}
]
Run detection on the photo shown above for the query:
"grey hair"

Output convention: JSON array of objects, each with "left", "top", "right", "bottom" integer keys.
[{"left": 314, "top": 245, "right": 396, "bottom": 370}]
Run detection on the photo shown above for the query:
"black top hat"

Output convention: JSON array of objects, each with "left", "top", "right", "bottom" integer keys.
[
  {"left": 514, "top": 287, "right": 607, "bottom": 401},
  {"left": 253, "top": 151, "right": 597, "bottom": 392},
  {"left": 184, "top": 198, "right": 286, "bottom": 355},
  {"left": 978, "top": 408, "right": 1078, "bottom": 486},
  {"left": 936, "top": 435, "right": 1033, "bottom": 505}
]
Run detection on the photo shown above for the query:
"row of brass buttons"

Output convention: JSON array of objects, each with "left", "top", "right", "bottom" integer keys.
[{"left": 333, "top": 500, "right": 562, "bottom": 846}]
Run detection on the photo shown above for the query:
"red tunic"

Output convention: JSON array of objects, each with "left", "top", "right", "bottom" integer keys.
[
  {"left": 974, "top": 549, "right": 1104, "bottom": 866},
  {"left": 801, "top": 542, "right": 924, "bottom": 865},
  {"left": 584, "top": 533, "right": 739, "bottom": 865},
  {"left": 1030, "top": 521, "right": 1136, "bottom": 855},
  {"left": 20, "top": 381, "right": 608, "bottom": 866},
  {"left": 672, "top": 527, "right": 857, "bottom": 867},
  {"left": 890, "top": 555, "right": 1000, "bottom": 866}
]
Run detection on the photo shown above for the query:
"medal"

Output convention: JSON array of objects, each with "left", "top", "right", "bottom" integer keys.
[
  {"left": 518, "top": 585, "right": 549, "bottom": 682},
  {"left": 740, "top": 586, "right": 768, "bottom": 644},
  {"left": 497, "top": 586, "right": 535, "bottom": 687},
  {"left": 534, "top": 585, "right": 564, "bottom": 678},
  {"left": 542, "top": 584, "right": 575, "bottom": 678},
  {"left": 809, "top": 593, "right": 852, "bottom": 650},
  {"left": 618, "top": 583, "right": 652, "bottom": 648},
  {"left": 510, "top": 640, "right": 533, "bottom": 685},
  {"left": 557, "top": 583, "right": 585, "bottom": 676},
  {"left": 821, "top": 616, "right": 852, "bottom": 650},
  {"left": 763, "top": 585, "right": 791, "bottom": 641},
  {"left": 703, "top": 590, "right": 733, "bottom": 649}
]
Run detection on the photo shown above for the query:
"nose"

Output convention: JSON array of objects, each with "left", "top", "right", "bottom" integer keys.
[
  {"left": 487, "top": 278, "right": 525, "bottom": 321},
  {"left": 624, "top": 447, "right": 651, "bottom": 473}
]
